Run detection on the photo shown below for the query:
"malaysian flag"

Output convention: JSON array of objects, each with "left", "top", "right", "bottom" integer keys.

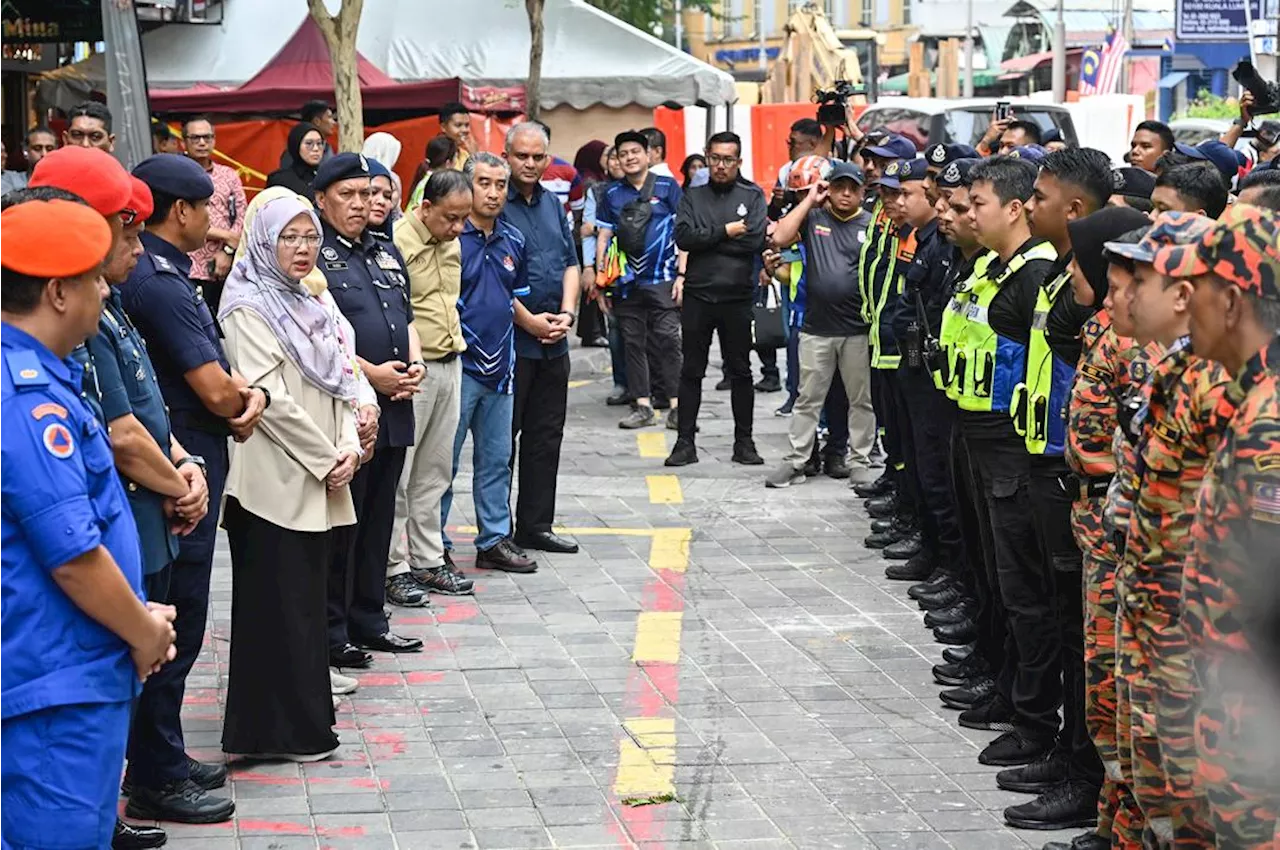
[{"left": 1079, "top": 25, "right": 1130, "bottom": 95}]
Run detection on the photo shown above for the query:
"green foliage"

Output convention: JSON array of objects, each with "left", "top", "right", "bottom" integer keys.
[
  {"left": 1176, "top": 89, "right": 1243, "bottom": 120},
  {"left": 586, "top": 0, "right": 719, "bottom": 43}
]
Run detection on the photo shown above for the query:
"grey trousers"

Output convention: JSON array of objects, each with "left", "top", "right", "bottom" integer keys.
[{"left": 784, "top": 332, "right": 876, "bottom": 473}]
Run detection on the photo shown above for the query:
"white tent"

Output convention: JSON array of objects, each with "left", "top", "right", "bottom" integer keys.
[{"left": 137, "top": 0, "right": 735, "bottom": 108}]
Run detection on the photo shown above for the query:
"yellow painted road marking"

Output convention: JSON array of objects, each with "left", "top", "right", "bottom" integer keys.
[
  {"left": 454, "top": 525, "right": 679, "bottom": 538},
  {"left": 614, "top": 717, "right": 676, "bottom": 798},
  {"left": 567, "top": 379, "right": 594, "bottom": 389},
  {"left": 632, "top": 612, "right": 683, "bottom": 664},
  {"left": 646, "top": 474, "right": 683, "bottom": 504},
  {"left": 636, "top": 432, "right": 668, "bottom": 458},
  {"left": 648, "top": 528, "right": 691, "bottom": 573}
]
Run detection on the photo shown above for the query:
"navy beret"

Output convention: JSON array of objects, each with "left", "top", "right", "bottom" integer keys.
[
  {"left": 132, "top": 153, "right": 214, "bottom": 201},
  {"left": 937, "top": 157, "right": 981, "bottom": 189},
  {"left": 366, "top": 158, "right": 392, "bottom": 180},
  {"left": 312, "top": 152, "right": 372, "bottom": 193},
  {"left": 924, "top": 143, "right": 980, "bottom": 167},
  {"left": 878, "top": 157, "right": 928, "bottom": 189}
]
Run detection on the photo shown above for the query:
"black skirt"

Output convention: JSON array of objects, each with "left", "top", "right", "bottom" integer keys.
[{"left": 221, "top": 497, "right": 338, "bottom": 757}]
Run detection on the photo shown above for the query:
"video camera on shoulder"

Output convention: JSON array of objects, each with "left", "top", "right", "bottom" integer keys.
[
  {"left": 1233, "top": 60, "right": 1280, "bottom": 116},
  {"left": 814, "top": 80, "right": 864, "bottom": 126}
]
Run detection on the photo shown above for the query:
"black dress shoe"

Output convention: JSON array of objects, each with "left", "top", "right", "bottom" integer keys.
[
  {"left": 885, "top": 555, "right": 934, "bottom": 582},
  {"left": 870, "top": 517, "right": 895, "bottom": 534},
  {"left": 113, "top": 820, "right": 167, "bottom": 850},
  {"left": 329, "top": 643, "right": 373, "bottom": 668},
  {"left": 606, "top": 387, "right": 635, "bottom": 406},
  {"left": 715, "top": 377, "right": 731, "bottom": 391},
  {"left": 514, "top": 530, "right": 579, "bottom": 554},
  {"left": 923, "top": 599, "right": 977, "bottom": 628},
  {"left": 918, "top": 583, "right": 966, "bottom": 611},
  {"left": 477, "top": 538, "right": 539, "bottom": 573},
  {"left": 823, "top": 454, "right": 850, "bottom": 479},
  {"left": 943, "top": 644, "right": 976, "bottom": 664},
  {"left": 864, "top": 525, "right": 908, "bottom": 549},
  {"left": 125, "top": 778, "right": 235, "bottom": 824},
  {"left": 932, "top": 618, "right": 978, "bottom": 645},
  {"left": 754, "top": 375, "right": 782, "bottom": 393},
  {"left": 1004, "top": 780, "right": 1100, "bottom": 830},
  {"left": 939, "top": 675, "right": 995, "bottom": 709},
  {"left": 932, "top": 653, "right": 989, "bottom": 686},
  {"left": 959, "top": 694, "right": 1017, "bottom": 731},
  {"left": 997, "top": 749, "right": 1070, "bottom": 794},
  {"left": 733, "top": 440, "right": 764, "bottom": 465},
  {"left": 1042, "top": 832, "right": 1110, "bottom": 850},
  {"left": 864, "top": 495, "right": 897, "bottom": 519},
  {"left": 909, "top": 571, "right": 956, "bottom": 599},
  {"left": 883, "top": 531, "right": 924, "bottom": 560},
  {"left": 355, "top": 632, "right": 424, "bottom": 653},
  {"left": 980, "top": 731, "right": 1053, "bottom": 767},
  {"left": 853, "top": 473, "right": 895, "bottom": 498},
  {"left": 664, "top": 440, "right": 698, "bottom": 466}
]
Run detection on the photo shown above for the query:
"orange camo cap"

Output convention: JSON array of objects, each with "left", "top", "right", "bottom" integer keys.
[
  {"left": 1, "top": 200, "right": 112, "bottom": 278},
  {"left": 1153, "top": 204, "right": 1280, "bottom": 301},
  {"left": 28, "top": 146, "right": 131, "bottom": 217}
]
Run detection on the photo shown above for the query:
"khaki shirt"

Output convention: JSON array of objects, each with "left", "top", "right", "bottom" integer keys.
[{"left": 392, "top": 213, "right": 466, "bottom": 360}]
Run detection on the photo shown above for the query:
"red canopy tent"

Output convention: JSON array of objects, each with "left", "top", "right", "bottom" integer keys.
[{"left": 149, "top": 17, "right": 464, "bottom": 113}]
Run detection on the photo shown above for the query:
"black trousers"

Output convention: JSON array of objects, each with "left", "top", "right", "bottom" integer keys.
[
  {"left": 613, "top": 282, "right": 681, "bottom": 402},
  {"left": 678, "top": 296, "right": 753, "bottom": 444},
  {"left": 1030, "top": 458, "right": 1103, "bottom": 786},
  {"left": 875, "top": 368, "right": 919, "bottom": 520},
  {"left": 823, "top": 368, "right": 850, "bottom": 458},
  {"left": 127, "top": 427, "right": 227, "bottom": 787},
  {"left": 898, "top": 366, "right": 965, "bottom": 568},
  {"left": 953, "top": 426, "right": 1008, "bottom": 686},
  {"left": 328, "top": 446, "right": 406, "bottom": 649},
  {"left": 512, "top": 353, "right": 570, "bottom": 535},
  {"left": 964, "top": 429, "right": 1061, "bottom": 743},
  {"left": 576, "top": 291, "right": 605, "bottom": 342}
]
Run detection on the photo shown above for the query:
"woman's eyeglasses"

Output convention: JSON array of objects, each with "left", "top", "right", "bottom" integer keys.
[
  {"left": 301, "top": 140, "right": 326, "bottom": 150},
  {"left": 279, "top": 234, "right": 322, "bottom": 248}
]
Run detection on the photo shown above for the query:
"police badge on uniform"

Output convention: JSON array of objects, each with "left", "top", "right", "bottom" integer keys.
[
  {"left": 886, "top": 161, "right": 901, "bottom": 176},
  {"left": 322, "top": 247, "right": 339, "bottom": 261},
  {"left": 943, "top": 162, "right": 960, "bottom": 184},
  {"left": 736, "top": 203, "right": 747, "bottom": 217}
]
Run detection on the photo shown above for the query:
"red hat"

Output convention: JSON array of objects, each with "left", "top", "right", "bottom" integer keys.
[
  {"left": 127, "top": 176, "right": 154, "bottom": 222},
  {"left": 1, "top": 200, "right": 112, "bottom": 278},
  {"left": 29, "top": 147, "right": 131, "bottom": 217}
]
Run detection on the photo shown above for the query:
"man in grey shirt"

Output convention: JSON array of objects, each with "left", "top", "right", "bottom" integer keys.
[{"left": 765, "top": 160, "right": 877, "bottom": 488}]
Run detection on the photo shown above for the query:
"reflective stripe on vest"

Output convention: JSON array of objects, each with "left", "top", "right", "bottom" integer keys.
[
  {"left": 859, "top": 201, "right": 902, "bottom": 369},
  {"left": 950, "top": 242, "right": 1057, "bottom": 412},
  {"left": 1013, "top": 268, "right": 1074, "bottom": 455},
  {"left": 937, "top": 251, "right": 996, "bottom": 394}
]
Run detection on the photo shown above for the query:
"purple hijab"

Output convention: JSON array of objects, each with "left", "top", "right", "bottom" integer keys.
[{"left": 218, "top": 195, "right": 358, "bottom": 403}]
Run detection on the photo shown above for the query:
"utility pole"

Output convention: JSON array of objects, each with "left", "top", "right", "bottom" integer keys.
[
  {"left": 676, "top": 0, "right": 684, "bottom": 50},
  {"left": 758, "top": 0, "right": 768, "bottom": 72},
  {"left": 1119, "top": 0, "right": 1134, "bottom": 93},
  {"left": 964, "top": 0, "right": 975, "bottom": 97},
  {"left": 1051, "top": 0, "right": 1066, "bottom": 102}
]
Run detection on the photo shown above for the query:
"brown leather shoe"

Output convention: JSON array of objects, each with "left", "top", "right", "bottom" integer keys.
[{"left": 476, "top": 538, "right": 538, "bottom": 573}]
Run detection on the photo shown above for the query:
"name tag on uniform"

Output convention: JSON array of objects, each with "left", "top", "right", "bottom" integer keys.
[
  {"left": 325, "top": 261, "right": 349, "bottom": 271},
  {"left": 375, "top": 251, "right": 400, "bottom": 271}
]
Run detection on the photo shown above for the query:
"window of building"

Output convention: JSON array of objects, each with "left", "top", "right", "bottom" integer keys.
[
  {"left": 902, "top": 0, "right": 911, "bottom": 24},
  {"left": 727, "top": 0, "right": 745, "bottom": 37},
  {"left": 759, "top": 0, "right": 777, "bottom": 36},
  {"left": 861, "top": 0, "right": 873, "bottom": 25}
]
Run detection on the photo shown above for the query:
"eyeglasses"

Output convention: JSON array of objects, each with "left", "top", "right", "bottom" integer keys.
[
  {"left": 184, "top": 133, "right": 215, "bottom": 143},
  {"left": 67, "top": 129, "right": 108, "bottom": 144},
  {"left": 279, "top": 234, "right": 322, "bottom": 248},
  {"left": 301, "top": 140, "right": 326, "bottom": 150},
  {"left": 707, "top": 155, "right": 739, "bottom": 166},
  {"left": 119, "top": 208, "right": 139, "bottom": 227}
]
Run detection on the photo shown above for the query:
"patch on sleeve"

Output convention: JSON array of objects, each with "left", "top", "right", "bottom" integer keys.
[
  {"left": 42, "top": 422, "right": 75, "bottom": 459},
  {"left": 31, "top": 402, "right": 68, "bottom": 421},
  {"left": 1250, "top": 482, "right": 1280, "bottom": 523},
  {"left": 1254, "top": 453, "right": 1280, "bottom": 473}
]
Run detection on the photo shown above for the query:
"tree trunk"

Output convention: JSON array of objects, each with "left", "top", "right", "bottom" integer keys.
[
  {"left": 525, "top": 0, "right": 545, "bottom": 121},
  {"left": 308, "top": 0, "right": 365, "bottom": 152}
]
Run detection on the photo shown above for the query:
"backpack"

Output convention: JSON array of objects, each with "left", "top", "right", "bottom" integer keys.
[{"left": 614, "top": 174, "right": 657, "bottom": 259}]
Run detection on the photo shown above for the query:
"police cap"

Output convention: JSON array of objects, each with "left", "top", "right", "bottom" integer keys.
[
  {"left": 937, "top": 157, "right": 980, "bottom": 189},
  {"left": 1, "top": 199, "right": 112, "bottom": 279},
  {"left": 924, "top": 143, "right": 980, "bottom": 168},
  {"left": 863, "top": 134, "right": 918, "bottom": 161},
  {"left": 877, "top": 157, "right": 928, "bottom": 189},
  {"left": 1007, "top": 145, "right": 1048, "bottom": 164},
  {"left": 312, "top": 152, "right": 372, "bottom": 193},
  {"left": 132, "top": 153, "right": 215, "bottom": 202},
  {"left": 1111, "top": 167, "right": 1156, "bottom": 201},
  {"left": 29, "top": 146, "right": 131, "bottom": 217}
]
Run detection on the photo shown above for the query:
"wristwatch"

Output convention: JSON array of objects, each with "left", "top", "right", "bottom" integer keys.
[
  {"left": 249, "top": 384, "right": 272, "bottom": 409},
  {"left": 559, "top": 311, "right": 577, "bottom": 327},
  {"left": 176, "top": 454, "right": 207, "bottom": 476}
]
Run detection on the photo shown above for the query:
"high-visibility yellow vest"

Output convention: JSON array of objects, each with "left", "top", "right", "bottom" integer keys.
[
  {"left": 859, "top": 200, "right": 903, "bottom": 370},
  {"left": 950, "top": 241, "right": 1058, "bottom": 412},
  {"left": 1012, "top": 267, "right": 1074, "bottom": 455},
  {"left": 936, "top": 250, "right": 996, "bottom": 394}
]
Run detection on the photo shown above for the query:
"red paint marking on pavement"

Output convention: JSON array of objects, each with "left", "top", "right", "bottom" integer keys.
[
  {"left": 367, "top": 730, "right": 406, "bottom": 757},
  {"left": 606, "top": 814, "right": 639, "bottom": 848},
  {"left": 645, "top": 664, "right": 681, "bottom": 707},
  {"left": 435, "top": 601, "right": 480, "bottom": 623},
  {"left": 355, "top": 673, "right": 405, "bottom": 687},
  {"left": 642, "top": 579, "right": 684, "bottom": 613},
  {"left": 181, "top": 689, "right": 220, "bottom": 706},
  {"left": 405, "top": 670, "right": 446, "bottom": 685},
  {"left": 182, "top": 712, "right": 221, "bottom": 722},
  {"left": 615, "top": 803, "right": 659, "bottom": 844},
  {"left": 227, "top": 772, "right": 304, "bottom": 786},
  {"left": 317, "top": 826, "right": 367, "bottom": 838},
  {"left": 237, "top": 820, "right": 312, "bottom": 835}
]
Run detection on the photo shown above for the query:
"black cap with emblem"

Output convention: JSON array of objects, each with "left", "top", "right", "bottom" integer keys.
[
  {"left": 936, "top": 157, "right": 981, "bottom": 190},
  {"left": 1111, "top": 167, "right": 1156, "bottom": 201},
  {"left": 312, "top": 152, "right": 372, "bottom": 193}
]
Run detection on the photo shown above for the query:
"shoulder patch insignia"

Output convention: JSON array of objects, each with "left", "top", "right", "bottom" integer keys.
[
  {"left": 1255, "top": 453, "right": 1280, "bottom": 472},
  {"left": 6, "top": 350, "right": 47, "bottom": 387},
  {"left": 42, "top": 422, "right": 75, "bottom": 459},
  {"left": 1079, "top": 363, "right": 1108, "bottom": 383},
  {"left": 1250, "top": 481, "right": 1280, "bottom": 522},
  {"left": 31, "top": 402, "right": 68, "bottom": 420}
]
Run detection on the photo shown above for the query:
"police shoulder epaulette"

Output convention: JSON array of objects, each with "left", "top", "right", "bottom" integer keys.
[
  {"left": 6, "top": 350, "right": 49, "bottom": 388},
  {"left": 150, "top": 253, "right": 175, "bottom": 273}
]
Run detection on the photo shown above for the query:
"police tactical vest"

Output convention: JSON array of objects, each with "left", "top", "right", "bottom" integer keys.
[
  {"left": 1013, "top": 268, "right": 1074, "bottom": 455},
  {"left": 949, "top": 241, "right": 1058, "bottom": 412},
  {"left": 937, "top": 251, "right": 996, "bottom": 394}
]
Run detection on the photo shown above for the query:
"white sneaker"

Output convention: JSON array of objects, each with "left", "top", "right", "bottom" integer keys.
[{"left": 330, "top": 668, "right": 358, "bottom": 695}]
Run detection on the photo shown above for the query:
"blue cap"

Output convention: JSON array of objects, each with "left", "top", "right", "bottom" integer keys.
[
  {"left": 936, "top": 157, "right": 981, "bottom": 189},
  {"left": 864, "top": 134, "right": 918, "bottom": 161},
  {"left": 924, "top": 143, "right": 980, "bottom": 167},
  {"left": 877, "top": 157, "right": 928, "bottom": 189},
  {"left": 1041, "top": 127, "right": 1064, "bottom": 145},
  {"left": 1174, "top": 141, "right": 1209, "bottom": 162},
  {"left": 132, "top": 153, "right": 214, "bottom": 201},
  {"left": 1008, "top": 145, "right": 1048, "bottom": 164},
  {"left": 313, "top": 152, "right": 372, "bottom": 193},
  {"left": 1196, "top": 140, "right": 1242, "bottom": 182},
  {"left": 828, "top": 160, "right": 865, "bottom": 185}
]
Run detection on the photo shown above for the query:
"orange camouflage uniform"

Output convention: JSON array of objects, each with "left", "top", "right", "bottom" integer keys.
[
  {"left": 1184, "top": 337, "right": 1280, "bottom": 849},
  {"left": 1065, "top": 311, "right": 1156, "bottom": 848},
  {"left": 1116, "top": 335, "right": 1229, "bottom": 848}
]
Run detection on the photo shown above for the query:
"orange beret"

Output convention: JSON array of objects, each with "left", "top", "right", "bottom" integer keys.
[
  {"left": 29, "top": 147, "right": 131, "bottom": 217},
  {"left": 128, "top": 176, "right": 154, "bottom": 221},
  {"left": 1, "top": 200, "right": 112, "bottom": 278}
]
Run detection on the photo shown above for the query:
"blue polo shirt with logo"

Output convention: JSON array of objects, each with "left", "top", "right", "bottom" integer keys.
[
  {"left": 457, "top": 218, "right": 530, "bottom": 394},
  {"left": 500, "top": 183, "right": 577, "bottom": 360},
  {"left": 596, "top": 174, "right": 682, "bottom": 289}
]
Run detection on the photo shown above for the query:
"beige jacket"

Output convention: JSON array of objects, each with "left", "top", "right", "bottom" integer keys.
[{"left": 221, "top": 308, "right": 361, "bottom": 533}]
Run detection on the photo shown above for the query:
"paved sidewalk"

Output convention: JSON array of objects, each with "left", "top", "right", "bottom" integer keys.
[{"left": 158, "top": 343, "right": 1078, "bottom": 849}]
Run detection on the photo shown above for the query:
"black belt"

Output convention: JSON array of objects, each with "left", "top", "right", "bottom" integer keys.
[{"left": 428, "top": 352, "right": 459, "bottom": 364}]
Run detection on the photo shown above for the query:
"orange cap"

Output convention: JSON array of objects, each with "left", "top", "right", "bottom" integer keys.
[
  {"left": 127, "top": 176, "right": 154, "bottom": 221},
  {"left": 1, "top": 200, "right": 112, "bottom": 278},
  {"left": 29, "top": 147, "right": 131, "bottom": 217}
]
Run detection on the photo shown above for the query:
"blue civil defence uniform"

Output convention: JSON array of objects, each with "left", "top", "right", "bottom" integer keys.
[
  {"left": 116, "top": 230, "right": 229, "bottom": 786},
  {"left": 1, "top": 324, "right": 145, "bottom": 849}
]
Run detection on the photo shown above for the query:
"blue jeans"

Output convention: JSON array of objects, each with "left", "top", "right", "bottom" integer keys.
[
  {"left": 442, "top": 373, "right": 515, "bottom": 551},
  {"left": 608, "top": 313, "right": 628, "bottom": 390}
]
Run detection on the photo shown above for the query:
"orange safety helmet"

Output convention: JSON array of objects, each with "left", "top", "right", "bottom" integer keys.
[{"left": 787, "top": 155, "right": 832, "bottom": 190}]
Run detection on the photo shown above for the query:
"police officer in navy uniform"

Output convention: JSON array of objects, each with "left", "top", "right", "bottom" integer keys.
[
  {"left": 118, "top": 154, "right": 266, "bottom": 824},
  {"left": 1, "top": 195, "right": 178, "bottom": 850},
  {"left": 315, "top": 153, "right": 426, "bottom": 666}
]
